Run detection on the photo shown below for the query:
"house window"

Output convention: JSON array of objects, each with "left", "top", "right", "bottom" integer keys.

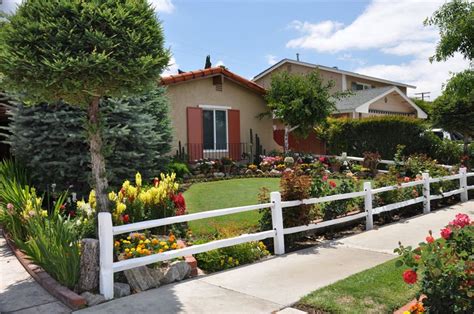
[
  {"left": 351, "top": 82, "right": 372, "bottom": 91},
  {"left": 203, "top": 109, "right": 227, "bottom": 151}
]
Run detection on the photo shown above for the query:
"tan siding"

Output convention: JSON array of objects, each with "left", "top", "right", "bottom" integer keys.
[
  {"left": 369, "top": 92, "right": 415, "bottom": 113},
  {"left": 165, "top": 76, "right": 279, "bottom": 155}
]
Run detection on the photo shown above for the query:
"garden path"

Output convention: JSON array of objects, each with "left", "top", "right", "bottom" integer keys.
[
  {"left": 76, "top": 201, "right": 474, "bottom": 314},
  {"left": 0, "top": 228, "right": 70, "bottom": 313}
]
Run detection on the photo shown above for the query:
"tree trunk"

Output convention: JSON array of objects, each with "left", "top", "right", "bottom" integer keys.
[
  {"left": 284, "top": 126, "right": 289, "bottom": 154},
  {"left": 463, "top": 134, "right": 469, "bottom": 156},
  {"left": 88, "top": 96, "right": 109, "bottom": 212}
]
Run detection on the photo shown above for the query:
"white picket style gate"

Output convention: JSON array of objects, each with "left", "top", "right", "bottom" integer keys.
[{"left": 98, "top": 167, "right": 473, "bottom": 299}]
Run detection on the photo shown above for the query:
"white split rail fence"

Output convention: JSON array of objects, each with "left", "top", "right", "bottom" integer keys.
[{"left": 98, "top": 167, "right": 473, "bottom": 299}]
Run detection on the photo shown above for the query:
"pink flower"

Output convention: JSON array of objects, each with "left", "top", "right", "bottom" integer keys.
[
  {"left": 403, "top": 269, "right": 417, "bottom": 284},
  {"left": 6, "top": 203, "right": 14, "bottom": 211},
  {"left": 403, "top": 177, "right": 410, "bottom": 182},
  {"left": 414, "top": 254, "right": 421, "bottom": 261},
  {"left": 449, "top": 213, "right": 470, "bottom": 228},
  {"left": 426, "top": 235, "right": 435, "bottom": 243},
  {"left": 322, "top": 175, "right": 328, "bottom": 181},
  {"left": 440, "top": 227, "right": 452, "bottom": 240}
]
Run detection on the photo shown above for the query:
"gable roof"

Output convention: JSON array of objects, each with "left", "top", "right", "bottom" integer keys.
[
  {"left": 160, "top": 67, "right": 266, "bottom": 94},
  {"left": 335, "top": 86, "right": 427, "bottom": 119},
  {"left": 252, "top": 59, "right": 416, "bottom": 89}
]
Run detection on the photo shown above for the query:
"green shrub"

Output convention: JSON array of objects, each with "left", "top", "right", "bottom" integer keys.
[
  {"left": 16, "top": 194, "right": 81, "bottom": 289},
  {"left": 5, "top": 88, "right": 172, "bottom": 196},
  {"left": 194, "top": 241, "right": 270, "bottom": 272},
  {"left": 167, "top": 162, "right": 190, "bottom": 179},
  {"left": 321, "top": 116, "right": 461, "bottom": 164},
  {"left": 395, "top": 214, "right": 473, "bottom": 313}
]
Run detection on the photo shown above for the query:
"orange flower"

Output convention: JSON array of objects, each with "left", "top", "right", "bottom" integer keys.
[{"left": 169, "top": 234, "right": 176, "bottom": 243}]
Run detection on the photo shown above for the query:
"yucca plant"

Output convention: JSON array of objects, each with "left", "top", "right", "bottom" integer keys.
[{"left": 16, "top": 193, "right": 81, "bottom": 289}]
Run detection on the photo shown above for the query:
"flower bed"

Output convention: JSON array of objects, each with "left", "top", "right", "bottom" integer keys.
[{"left": 395, "top": 213, "right": 473, "bottom": 313}]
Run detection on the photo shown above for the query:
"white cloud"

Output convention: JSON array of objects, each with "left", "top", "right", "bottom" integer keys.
[
  {"left": 286, "top": 0, "right": 470, "bottom": 98},
  {"left": 337, "top": 53, "right": 366, "bottom": 66},
  {"left": 0, "top": 0, "right": 174, "bottom": 14},
  {"left": 215, "top": 60, "right": 225, "bottom": 67},
  {"left": 148, "top": 0, "right": 174, "bottom": 14},
  {"left": 162, "top": 56, "right": 179, "bottom": 76},
  {"left": 265, "top": 54, "right": 278, "bottom": 65}
]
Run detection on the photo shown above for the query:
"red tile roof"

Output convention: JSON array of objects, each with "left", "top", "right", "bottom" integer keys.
[{"left": 160, "top": 67, "right": 266, "bottom": 94}]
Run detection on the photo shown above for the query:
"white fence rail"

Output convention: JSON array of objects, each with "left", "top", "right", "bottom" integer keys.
[{"left": 99, "top": 167, "right": 472, "bottom": 299}]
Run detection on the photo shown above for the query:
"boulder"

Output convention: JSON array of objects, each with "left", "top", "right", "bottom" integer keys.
[
  {"left": 161, "top": 265, "right": 180, "bottom": 284},
  {"left": 81, "top": 291, "right": 106, "bottom": 306},
  {"left": 114, "top": 282, "right": 131, "bottom": 298},
  {"left": 213, "top": 172, "right": 225, "bottom": 178},
  {"left": 170, "top": 260, "right": 191, "bottom": 281},
  {"left": 78, "top": 238, "right": 100, "bottom": 292},
  {"left": 124, "top": 266, "right": 158, "bottom": 292},
  {"left": 269, "top": 169, "right": 281, "bottom": 176},
  {"left": 149, "top": 267, "right": 165, "bottom": 286}
]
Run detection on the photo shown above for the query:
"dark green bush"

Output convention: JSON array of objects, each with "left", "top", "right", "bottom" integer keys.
[
  {"left": 167, "top": 161, "right": 190, "bottom": 179},
  {"left": 4, "top": 88, "right": 172, "bottom": 196},
  {"left": 321, "top": 116, "right": 462, "bottom": 164}
]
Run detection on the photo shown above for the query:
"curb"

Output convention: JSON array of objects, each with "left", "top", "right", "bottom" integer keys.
[{"left": 2, "top": 230, "right": 87, "bottom": 310}]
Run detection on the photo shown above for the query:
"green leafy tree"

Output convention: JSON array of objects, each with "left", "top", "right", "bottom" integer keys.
[
  {"left": 0, "top": 0, "right": 170, "bottom": 212},
  {"left": 5, "top": 88, "right": 172, "bottom": 196},
  {"left": 425, "top": 0, "right": 474, "bottom": 62},
  {"left": 431, "top": 69, "right": 474, "bottom": 155},
  {"left": 205, "top": 55, "right": 212, "bottom": 69},
  {"left": 264, "top": 71, "right": 342, "bottom": 153}
]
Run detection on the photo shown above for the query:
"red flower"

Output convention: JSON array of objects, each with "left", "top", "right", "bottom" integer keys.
[
  {"left": 403, "top": 269, "right": 418, "bottom": 284},
  {"left": 122, "top": 214, "right": 129, "bottom": 223},
  {"left": 426, "top": 235, "right": 435, "bottom": 243},
  {"left": 449, "top": 213, "right": 471, "bottom": 228},
  {"left": 414, "top": 254, "right": 421, "bottom": 261},
  {"left": 319, "top": 156, "right": 326, "bottom": 163},
  {"left": 60, "top": 203, "right": 66, "bottom": 210},
  {"left": 329, "top": 180, "right": 337, "bottom": 188},
  {"left": 440, "top": 227, "right": 452, "bottom": 239},
  {"left": 172, "top": 193, "right": 186, "bottom": 215}
]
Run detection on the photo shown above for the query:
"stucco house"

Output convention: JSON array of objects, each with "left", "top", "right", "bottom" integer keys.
[
  {"left": 160, "top": 67, "right": 279, "bottom": 162},
  {"left": 161, "top": 58, "right": 428, "bottom": 159}
]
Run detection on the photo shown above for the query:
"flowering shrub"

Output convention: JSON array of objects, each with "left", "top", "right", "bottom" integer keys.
[
  {"left": 374, "top": 172, "right": 423, "bottom": 207},
  {"left": 114, "top": 232, "right": 179, "bottom": 259},
  {"left": 194, "top": 241, "right": 269, "bottom": 272},
  {"left": 395, "top": 214, "right": 473, "bottom": 313}
]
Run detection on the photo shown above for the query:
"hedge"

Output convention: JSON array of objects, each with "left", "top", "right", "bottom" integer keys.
[{"left": 321, "top": 116, "right": 463, "bottom": 164}]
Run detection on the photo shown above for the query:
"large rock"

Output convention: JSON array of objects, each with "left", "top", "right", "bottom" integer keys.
[
  {"left": 81, "top": 291, "right": 106, "bottom": 306},
  {"left": 172, "top": 260, "right": 191, "bottom": 281},
  {"left": 124, "top": 266, "right": 158, "bottom": 292},
  {"left": 78, "top": 238, "right": 100, "bottom": 292},
  {"left": 114, "top": 282, "right": 131, "bottom": 298}
]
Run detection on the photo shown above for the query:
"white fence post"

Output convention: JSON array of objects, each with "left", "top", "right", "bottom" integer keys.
[
  {"left": 460, "top": 167, "right": 468, "bottom": 202},
  {"left": 98, "top": 212, "right": 114, "bottom": 300},
  {"left": 422, "top": 172, "right": 431, "bottom": 214},
  {"left": 270, "top": 191, "right": 285, "bottom": 255},
  {"left": 364, "top": 181, "right": 373, "bottom": 230}
]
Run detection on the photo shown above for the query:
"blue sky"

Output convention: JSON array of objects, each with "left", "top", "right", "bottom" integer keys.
[{"left": 1, "top": 0, "right": 470, "bottom": 98}]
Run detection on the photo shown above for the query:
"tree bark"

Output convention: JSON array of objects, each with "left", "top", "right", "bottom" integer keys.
[
  {"left": 284, "top": 126, "right": 289, "bottom": 154},
  {"left": 463, "top": 133, "right": 469, "bottom": 156},
  {"left": 88, "top": 96, "right": 109, "bottom": 212}
]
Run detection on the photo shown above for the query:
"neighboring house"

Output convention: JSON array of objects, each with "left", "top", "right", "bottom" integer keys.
[
  {"left": 253, "top": 58, "right": 427, "bottom": 119},
  {"left": 161, "top": 59, "right": 428, "bottom": 159},
  {"left": 160, "top": 67, "right": 279, "bottom": 162}
]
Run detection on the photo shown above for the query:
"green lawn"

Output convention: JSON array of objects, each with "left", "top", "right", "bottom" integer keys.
[
  {"left": 183, "top": 178, "right": 280, "bottom": 237},
  {"left": 297, "top": 258, "right": 420, "bottom": 314}
]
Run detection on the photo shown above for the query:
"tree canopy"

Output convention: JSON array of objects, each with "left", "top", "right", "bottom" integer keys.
[
  {"left": 425, "top": 0, "right": 474, "bottom": 62},
  {"left": 431, "top": 69, "right": 474, "bottom": 153}
]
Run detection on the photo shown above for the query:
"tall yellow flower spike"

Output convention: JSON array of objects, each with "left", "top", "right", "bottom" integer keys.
[
  {"left": 88, "top": 190, "right": 96, "bottom": 209},
  {"left": 135, "top": 172, "right": 142, "bottom": 187}
]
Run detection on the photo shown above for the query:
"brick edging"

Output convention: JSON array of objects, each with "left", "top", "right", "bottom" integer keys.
[
  {"left": 2, "top": 229, "right": 86, "bottom": 310},
  {"left": 177, "top": 239, "right": 198, "bottom": 276},
  {"left": 393, "top": 295, "right": 426, "bottom": 313}
]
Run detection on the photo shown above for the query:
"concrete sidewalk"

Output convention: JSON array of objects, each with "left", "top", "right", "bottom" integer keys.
[
  {"left": 77, "top": 201, "right": 474, "bottom": 314},
  {"left": 0, "top": 229, "right": 70, "bottom": 313}
]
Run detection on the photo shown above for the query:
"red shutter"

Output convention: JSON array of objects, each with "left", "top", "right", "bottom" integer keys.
[
  {"left": 186, "top": 107, "right": 203, "bottom": 161},
  {"left": 228, "top": 109, "right": 241, "bottom": 161}
]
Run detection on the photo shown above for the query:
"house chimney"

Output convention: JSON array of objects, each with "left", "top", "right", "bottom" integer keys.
[{"left": 296, "top": 53, "right": 300, "bottom": 61}]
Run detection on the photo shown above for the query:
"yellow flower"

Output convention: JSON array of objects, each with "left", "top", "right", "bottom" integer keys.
[
  {"left": 108, "top": 191, "right": 117, "bottom": 202},
  {"left": 116, "top": 202, "right": 126, "bottom": 215},
  {"left": 171, "top": 243, "right": 178, "bottom": 249},
  {"left": 131, "top": 248, "right": 135, "bottom": 252},
  {"left": 235, "top": 260, "right": 239, "bottom": 265},
  {"left": 159, "top": 249, "right": 163, "bottom": 253},
  {"left": 125, "top": 248, "right": 130, "bottom": 253},
  {"left": 159, "top": 241, "right": 166, "bottom": 246},
  {"left": 151, "top": 239, "right": 159, "bottom": 245},
  {"left": 122, "top": 180, "right": 131, "bottom": 190},
  {"left": 164, "top": 245, "right": 169, "bottom": 250},
  {"left": 88, "top": 190, "right": 96, "bottom": 209},
  {"left": 144, "top": 239, "right": 151, "bottom": 244},
  {"left": 40, "top": 210, "right": 48, "bottom": 217},
  {"left": 139, "top": 240, "right": 144, "bottom": 244},
  {"left": 114, "top": 241, "right": 120, "bottom": 247},
  {"left": 135, "top": 172, "right": 142, "bottom": 187},
  {"left": 228, "top": 257, "right": 233, "bottom": 263}
]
